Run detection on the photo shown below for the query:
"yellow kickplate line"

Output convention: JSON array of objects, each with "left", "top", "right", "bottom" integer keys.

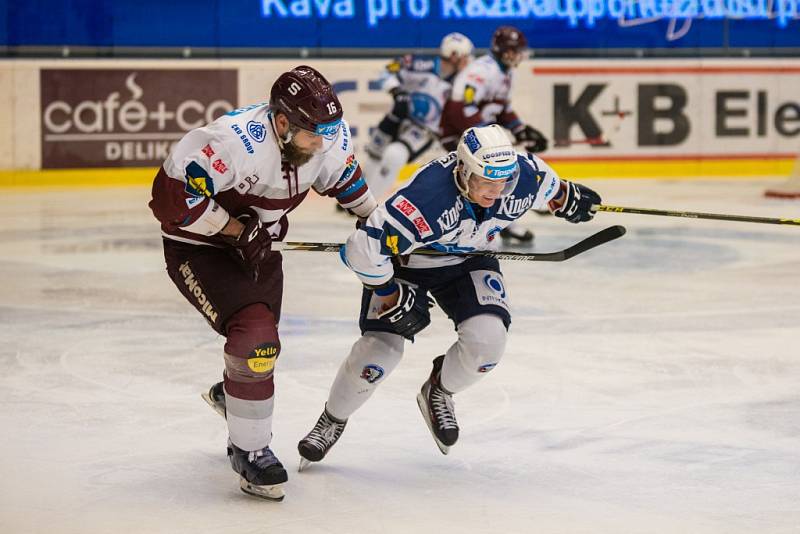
[
  {"left": 399, "top": 158, "right": 795, "bottom": 182},
  {"left": 0, "top": 158, "right": 794, "bottom": 189},
  {"left": 0, "top": 168, "right": 158, "bottom": 189}
]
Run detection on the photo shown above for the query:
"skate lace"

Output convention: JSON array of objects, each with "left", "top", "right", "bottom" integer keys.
[
  {"left": 248, "top": 446, "right": 280, "bottom": 469},
  {"left": 304, "top": 413, "right": 345, "bottom": 451},
  {"left": 430, "top": 386, "right": 457, "bottom": 430}
]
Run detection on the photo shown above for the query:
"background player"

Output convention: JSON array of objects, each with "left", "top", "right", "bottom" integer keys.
[
  {"left": 441, "top": 26, "right": 549, "bottom": 243},
  {"left": 297, "top": 124, "right": 601, "bottom": 465},
  {"left": 148, "top": 65, "right": 376, "bottom": 500},
  {"left": 362, "top": 32, "right": 474, "bottom": 201}
]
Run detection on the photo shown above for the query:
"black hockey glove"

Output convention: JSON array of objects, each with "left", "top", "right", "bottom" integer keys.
[
  {"left": 512, "top": 124, "right": 549, "bottom": 153},
  {"left": 389, "top": 89, "right": 411, "bottom": 120},
  {"left": 221, "top": 212, "right": 272, "bottom": 281},
  {"left": 376, "top": 281, "right": 431, "bottom": 340},
  {"left": 553, "top": 182, "right": 602, "bottom": 224}
]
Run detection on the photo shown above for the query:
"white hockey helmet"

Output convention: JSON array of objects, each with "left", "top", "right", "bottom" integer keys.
[
  {"left": 455, "top": 125, "right": 520, "bottom": 198},
  {"left": 440, "top": 32, "right": 474, "bottom": 59}
]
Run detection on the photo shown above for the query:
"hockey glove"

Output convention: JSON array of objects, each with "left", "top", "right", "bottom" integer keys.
[
  {"left": 221, "top": 212, "right": 272, "bottom": 281},
  {"left": 512, "top": 124, "right": 549, "bottom": 153},
  {"left": 553, "top": 181, "right": 602, "bottom": 224},
  {"left": 376, "top": 281, "right": 431, "bottom": 340},
  {"left": 389, "top": 89, "right": 411, "bottom": 120}
]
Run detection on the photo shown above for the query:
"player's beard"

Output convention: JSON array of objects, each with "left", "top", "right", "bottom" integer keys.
[{"left": 283, "top": 140, "right": 315, "bottom": 167}]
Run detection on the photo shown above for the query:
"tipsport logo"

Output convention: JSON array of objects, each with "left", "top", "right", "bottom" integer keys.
[{"left": 484, "top": 163, "right": 517, "bottom": 179}]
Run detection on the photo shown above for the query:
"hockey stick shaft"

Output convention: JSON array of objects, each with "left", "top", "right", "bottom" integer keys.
[
  {"left": 597, "top": 205, "right": 800, "bottom": 226},
  {"left": 277, "top": 225, "right": 626, "bottom": 262}
]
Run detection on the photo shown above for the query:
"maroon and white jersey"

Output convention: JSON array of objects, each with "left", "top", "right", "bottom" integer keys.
[
  {"left": 441, "top": 55, "right": 522, "bottom": 145},
  {"left": 149, "top": 102, "right": 375, "bottom": 246}
]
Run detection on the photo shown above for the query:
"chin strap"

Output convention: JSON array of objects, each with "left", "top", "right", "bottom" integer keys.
[
  {"left": 453, "top": 163, "right": 470, "bottom": 198},
  {"left": 267, "top": 109, "right": 294, "bottom": 151}
]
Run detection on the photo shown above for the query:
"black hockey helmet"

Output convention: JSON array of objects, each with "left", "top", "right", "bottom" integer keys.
[{"left": 270, "top": 65, "right": 343, "bottom": 136}]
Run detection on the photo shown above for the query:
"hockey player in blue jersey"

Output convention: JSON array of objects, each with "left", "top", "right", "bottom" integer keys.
[{"left": 298, "top": 124, "right": 602, "bottom": 464}]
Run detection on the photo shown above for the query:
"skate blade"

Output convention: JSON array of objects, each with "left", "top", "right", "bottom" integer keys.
[
  {"left": 200, "top": 392, "right": 226, "bottom": 418},
  {"left": 239, "top": 478, "right": 285, "bottom": 502},
  {"left": 298, "top": 457, "right": 312, "bottom": 472},
  {"left": 416, "top": 392, "right": 450, "bottom": 455}
]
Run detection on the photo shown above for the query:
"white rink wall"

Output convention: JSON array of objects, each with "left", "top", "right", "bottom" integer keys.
[{"left": 0, "top": 58, "right": 799, "bottom": 172}]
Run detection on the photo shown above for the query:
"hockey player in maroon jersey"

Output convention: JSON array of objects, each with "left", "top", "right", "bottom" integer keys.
[
  {"left": 440, "top": 26, "right": 549, "bottom": 243},
  {"left": 148, "top": 65, "right": 377, "bottom": 501}
]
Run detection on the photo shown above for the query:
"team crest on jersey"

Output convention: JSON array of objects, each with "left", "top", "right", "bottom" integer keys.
[
  {"left": 487, "top": 226, "right": 502, "bottom": 242},
  {"left": 246, "top": 121, "right": 266, "bottom": 143},
  {"left": 184, "top": 162, "right": 214, "bottom": 197},
  {"left": 360, "top": 364, "right": 384, "bottom": 384}
]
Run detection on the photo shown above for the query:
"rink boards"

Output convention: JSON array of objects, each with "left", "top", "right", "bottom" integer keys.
[{"left": 0, "top": 58, "right": 798, "bottom": 186}]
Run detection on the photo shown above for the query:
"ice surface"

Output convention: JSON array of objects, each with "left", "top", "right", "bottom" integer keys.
[{"left": 1, "top": 180, "right": 799, "bottom": 534}]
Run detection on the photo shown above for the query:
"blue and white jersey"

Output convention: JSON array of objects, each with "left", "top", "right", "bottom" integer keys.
[
  {"left": 342, "top": 151, "right": 562, "bottom": 286},
  {"left": 380, "top": 54, "right": 453, "bottom": 133}
]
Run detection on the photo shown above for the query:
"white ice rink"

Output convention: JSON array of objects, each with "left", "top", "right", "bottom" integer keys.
[{"left": 1, "top": 179, "right": 799, "bottom": 533}]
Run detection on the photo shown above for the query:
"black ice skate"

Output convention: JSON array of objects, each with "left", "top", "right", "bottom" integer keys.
[
  {"left": 201, "top": 381, "right": 226, "bottom": 418},
  {"left": 500, "top": 226, "right": 534, "bottom": 243},
  {"left": 297, "top": 407, "right": 347, "bottom": 472},
  {"left": 416, "top": 355, "right": 459, "bottom": 455},
  {"left": 227, "top": 440, "right": 288, "bottom": 501}
]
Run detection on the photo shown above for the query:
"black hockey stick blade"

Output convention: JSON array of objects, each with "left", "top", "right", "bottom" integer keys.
[
  {"left": 442, "top": 224, "right": 626, "bottom": 262},
  {"left": 280, "top": 225, "right": 626, "bottom": 263}
]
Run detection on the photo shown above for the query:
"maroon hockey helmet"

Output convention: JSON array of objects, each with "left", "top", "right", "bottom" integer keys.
[
  {"left": 269, "top": 65, "right": 343, "bottom": 136},
  {"left": 491, "top": 26, "right": 528, "bottom": 57}
]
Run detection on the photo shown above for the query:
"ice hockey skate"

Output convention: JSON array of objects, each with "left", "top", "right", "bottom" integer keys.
[
  {"left": 416, "top": 355, "right": 459, "bottom": 455},
  {"left": 227, "top": 440, "right": 288, "bottom": 501},
  {"left": 297, "top": 407, "right": 347, "bottom": 471},
  {"left": 201, "top": 381, "right": 226, "bottom": 418}
]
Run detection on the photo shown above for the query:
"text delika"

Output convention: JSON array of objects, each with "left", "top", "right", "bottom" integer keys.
[{"left": 105, "top": 141, "right": 174, "bottom": 161}]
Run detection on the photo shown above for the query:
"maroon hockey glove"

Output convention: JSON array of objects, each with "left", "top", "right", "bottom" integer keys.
[
  {"left": 553, "top": 182, "right": 602, "bottom": 223},
  {"left": 221, "top": 212, "right": 272, "bottom": 281}
]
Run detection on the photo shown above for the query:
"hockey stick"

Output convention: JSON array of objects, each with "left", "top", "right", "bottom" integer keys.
[
  {"left": 277, "top": 225, "right": 626, "bottom": 262},
  {"left": 597, "top": 205, "right": 800, "bottom": 227}
]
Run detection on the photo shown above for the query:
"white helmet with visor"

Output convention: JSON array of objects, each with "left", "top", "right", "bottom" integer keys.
[{"left": 455, "top": 125, "right": 520, "bottom": 198}]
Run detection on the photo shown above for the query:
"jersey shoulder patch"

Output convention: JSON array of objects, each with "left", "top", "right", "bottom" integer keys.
[{"left": 389, "top": 194, "right": 434, "bottom": 239}]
